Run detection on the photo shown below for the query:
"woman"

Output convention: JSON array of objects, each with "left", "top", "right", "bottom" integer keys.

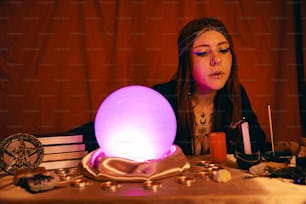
[{"left": 153, "top": 17, "right": 266, "bottom": 155}]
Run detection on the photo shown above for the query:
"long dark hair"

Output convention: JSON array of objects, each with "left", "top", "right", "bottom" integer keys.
[{"left": 173, "top": 17, "right": 242, "bottom": 149}]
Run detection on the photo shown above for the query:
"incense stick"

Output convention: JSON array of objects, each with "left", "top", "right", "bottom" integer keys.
[{"left": 267, "top": 102, "right": 275, "bottom": 153}]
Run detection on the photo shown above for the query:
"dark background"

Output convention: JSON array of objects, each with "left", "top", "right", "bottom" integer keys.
[{"left": 0, "top": 0, "right": 305, "bottom": 144}]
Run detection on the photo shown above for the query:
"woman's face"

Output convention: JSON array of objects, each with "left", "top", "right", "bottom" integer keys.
[{"left": 191, "top": 30, "right": 232, "bottom": 94}]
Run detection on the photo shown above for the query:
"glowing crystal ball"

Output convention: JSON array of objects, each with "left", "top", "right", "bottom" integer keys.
[{"left": 94, "top": 85, "right": 177, "bottom": 162}]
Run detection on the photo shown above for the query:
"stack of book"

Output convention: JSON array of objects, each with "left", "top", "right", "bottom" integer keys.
[{"left": 37, "top": 134, "right": 88, "bottom": 170}]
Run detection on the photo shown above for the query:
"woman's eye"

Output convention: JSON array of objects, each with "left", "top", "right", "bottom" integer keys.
[
  {"left": 219, "top": 47, "right": 230, "bottom": 54},
  {"left": 192, "top": 51, "right": 208, "bottom": 57}
]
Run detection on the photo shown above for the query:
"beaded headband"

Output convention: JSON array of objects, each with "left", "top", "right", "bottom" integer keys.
[{"left": 178, "top": 25, "right": 226, "bottom": 57}]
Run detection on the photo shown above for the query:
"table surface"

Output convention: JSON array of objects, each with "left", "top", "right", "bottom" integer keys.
[{"left": 0, "top": 155, "right": 305, "bottom": 204}]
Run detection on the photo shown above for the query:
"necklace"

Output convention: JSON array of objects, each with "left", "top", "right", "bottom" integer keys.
[
  {"left": 200, "top": 112, "right": 206, "bottom": 125},
  {"left": 193, "top": 111, "right": 210, "bottom": 155},
  {"left": 191, "top": 98, "right": 214, "bottom": 155},
  {"left": 198, "top": 112, "right": 208, "bottom": 136}
]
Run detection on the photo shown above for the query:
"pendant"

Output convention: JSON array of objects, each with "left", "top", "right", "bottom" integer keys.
[{"left": 200, "top": 112, "right": 206, "bottom": 125}]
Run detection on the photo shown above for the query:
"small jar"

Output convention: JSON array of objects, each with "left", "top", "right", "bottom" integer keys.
[{"left": 296, "top": 137, "right": 306, "bottom": 169}]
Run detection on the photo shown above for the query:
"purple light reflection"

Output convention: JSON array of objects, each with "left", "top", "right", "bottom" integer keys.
[{"left": 94, "top": 85, "right": 176, "bottom": 162}]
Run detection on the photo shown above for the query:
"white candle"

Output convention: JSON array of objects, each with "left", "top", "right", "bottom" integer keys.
[
  {"left": 267, "top": 103, "right": 275, "bottom": 153},
  {"left": 241, "top": 121, "right": 252, "bottom": 154}
]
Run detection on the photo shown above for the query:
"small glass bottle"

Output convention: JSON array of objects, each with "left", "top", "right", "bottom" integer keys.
[{"left": 296, "top": 137, "right": 306, "bottom": 169}]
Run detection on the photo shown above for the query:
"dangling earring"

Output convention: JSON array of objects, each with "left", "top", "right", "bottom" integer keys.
[{"left": 188, "top": 80, "right": 192, "bottom": 97}]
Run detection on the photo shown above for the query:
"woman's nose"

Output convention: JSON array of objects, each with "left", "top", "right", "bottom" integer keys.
[{"left": 210, "top": 52, "right": 221, "bottom": 66}]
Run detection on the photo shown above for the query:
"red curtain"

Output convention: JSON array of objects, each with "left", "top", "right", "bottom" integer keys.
[{"left": 0, "top": 0, "right": 305, "bottom": 143}]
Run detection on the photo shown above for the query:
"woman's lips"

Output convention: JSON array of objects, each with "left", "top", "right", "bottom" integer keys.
[{"left": 209, "top": 72, "right": 224, "bottom": 78}]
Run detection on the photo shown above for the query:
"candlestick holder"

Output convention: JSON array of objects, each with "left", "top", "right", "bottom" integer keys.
[{"left": 235, "top": 151, "right": 261, "bottom": 170}]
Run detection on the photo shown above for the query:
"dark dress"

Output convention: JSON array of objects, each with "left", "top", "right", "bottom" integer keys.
[{"left": 152, "top": 80, "right": 267, "bottom": 155}]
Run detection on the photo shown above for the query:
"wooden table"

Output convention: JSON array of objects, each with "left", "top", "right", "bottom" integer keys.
[{"left": 0, "top": 155, "right": 305, "bottom": 204}]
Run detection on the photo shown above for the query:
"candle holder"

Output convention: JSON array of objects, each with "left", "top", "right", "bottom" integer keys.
[{"left": 235, "top": 151, "right": 261, "bottom": 170}]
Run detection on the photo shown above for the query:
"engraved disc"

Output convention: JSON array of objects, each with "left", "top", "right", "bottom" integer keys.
[{"left": 0, "top": 133, "right": 44, "bottom": 174}]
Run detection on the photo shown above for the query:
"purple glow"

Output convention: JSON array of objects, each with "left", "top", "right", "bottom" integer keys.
[{"left": 94, "top": 85, "right": 176, "bottom": 162}]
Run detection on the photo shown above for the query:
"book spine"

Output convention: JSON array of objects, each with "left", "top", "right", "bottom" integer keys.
[
  {"left": 42, "top": 151, "right": 88, "bottom": 162},
  {"left": 43, "top": 144, "right": 86, "bottom": 154},
  {"left": 37, "top": 135, "right": 83, "bottom": 145}
]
